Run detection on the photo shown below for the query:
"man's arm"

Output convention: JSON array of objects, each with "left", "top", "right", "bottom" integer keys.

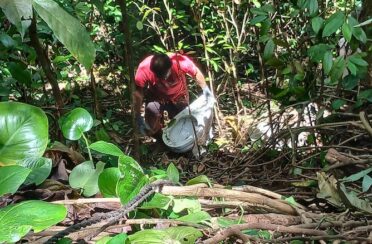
[
  {"left": 133, "top": 86, "right": 144, "bottom": 117},
  {"left": 195, "top": 67, "right": 207, "bottom": 89}
]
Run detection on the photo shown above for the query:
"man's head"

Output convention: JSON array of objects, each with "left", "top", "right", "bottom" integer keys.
[{"left": 150, "top": 53, "right": 172, "bottom": 79}]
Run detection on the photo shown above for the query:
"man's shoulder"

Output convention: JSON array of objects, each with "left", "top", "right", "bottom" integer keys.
[{"left": 138, "top": 55, "right": 154, "bottom": 69}]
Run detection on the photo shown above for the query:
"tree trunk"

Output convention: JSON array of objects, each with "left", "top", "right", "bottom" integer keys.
[
  {"left": 116, "top": 0, "right": 140, "bottom": 161},
  {"left": 29, "top": 13, "right": 64, "bottom": 111}
]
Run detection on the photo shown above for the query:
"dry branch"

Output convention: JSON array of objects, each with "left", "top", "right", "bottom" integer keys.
[{"left": 160, "top": 185, "right": 297, "bottom": 215}]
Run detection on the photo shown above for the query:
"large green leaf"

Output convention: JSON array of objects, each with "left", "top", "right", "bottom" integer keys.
[
  {"left": 60, "top": 108, "right": 93, "bottom": 140},
  {"left": 322, "top": 11, "right": 345, "bottom": 37},
  {"left": 329, "top": 57, "right": 345, "bottom": 84},
  {"left": 32, "top": 0, "right": 96, "bottom": 69},
  {"left": 20, "top": 157, "right": 52, "bottom": 185},
  {"left": 128, "top": 227, "right": 202, "bottom": 244},
  {"left": 90, "top": 141, "right": 125, "bottom": 157},
  {"left": 173, "top": 199, "right": 201, "bottom": 213},
  {"left": 117, "top": 168, "right": 148, "bottom": 204},
  {"left": 0, "top": 165, "right": 31, "bottom": 196},
  {"left": 0, "top": 200, "right": 67, "bottom": 243},
  {"left": 117, "top": 155, "right": 147, "bottom": 204},
  {"left": 0, "top": 102, "right": 48, "bottom": 165},
  {"left": 69, "top": 161, "right": 105, "bottom": 197},
  {"left": 0, "top": 0, "right": 32, "bottom": 38},
  {"left": 308, "top": 0, "right": 318, "bottom": 17},
  {"left": 342, "top": 22, "right": 352, "bottom": 42},
  {"left": 339, "top": 183, "right": 372, "bottom": 214},
  {"left": 98, "top": 167, "right": 122, "bottom": 197}
]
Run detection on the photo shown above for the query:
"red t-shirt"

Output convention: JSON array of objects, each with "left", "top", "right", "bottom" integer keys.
[{"left": 135, "top": 53, "right": 198, "bottom": 103}]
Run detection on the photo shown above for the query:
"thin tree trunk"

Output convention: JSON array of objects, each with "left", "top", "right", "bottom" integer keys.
[
  {"left": 117, "top": 0, "right": 140, "bottom": 161},
  {"left": 29, "top": 13, "right": 64, "bottom": 111}
]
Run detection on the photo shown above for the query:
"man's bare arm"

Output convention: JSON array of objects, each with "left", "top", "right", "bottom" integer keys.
[
  {"left": 133, "top": 86, "right": 144, "bottom": 117},
  {"left": 195, "top": 67, "right": 207, "bottom": 89}
]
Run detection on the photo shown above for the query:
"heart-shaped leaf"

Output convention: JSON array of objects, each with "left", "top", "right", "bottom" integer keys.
[
  {"left": 0, "top": 200, "right": 67, "bottom": 243},
  {"left": 32, "top": 0, "right": 96, "bottom": 69},
  {"left": 140, "top": 193, "right": 172, "bottom": 210},
  {"left": 0, "top": 165, "right": 31, "bottom": 196},
  {"left": 0, "top": 102, "right": 48, "bottom": 165},
  {"left": 20, "top": 157, "right": 52, "bottom": 185},
  {"left": 98, "top": 167, "right": 122, "bottom": 197},
  {"left": 117, "top": 156, "right": 147, "bottom": 204},
  {"left": 60, "top": 108, "right": 93, "bottom": 140},
  {"left": 69, "top": 161, "right": 105, "bottom": 197}
]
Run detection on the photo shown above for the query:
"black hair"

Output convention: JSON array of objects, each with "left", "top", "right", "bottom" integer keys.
[{"left": 150, "top": 53, "right": 172, "bottom": 78}]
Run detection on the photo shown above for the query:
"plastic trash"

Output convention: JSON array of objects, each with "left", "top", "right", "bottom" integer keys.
[{"left": 162, "top": 94, "right": 215, "bottom": 155}]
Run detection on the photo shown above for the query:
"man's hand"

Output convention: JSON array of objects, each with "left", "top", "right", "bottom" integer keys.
[{"left": 136, "top": 116, "right": 149, "bottom": 135}]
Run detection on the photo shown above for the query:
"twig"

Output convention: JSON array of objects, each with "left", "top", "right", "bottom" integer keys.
[{"left": 203, "top": 223, "right": 327, "bottom": 244}]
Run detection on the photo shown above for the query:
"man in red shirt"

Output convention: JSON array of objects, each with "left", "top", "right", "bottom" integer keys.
[{"left": 134, "top": 53, "right": 212, "bottom": 138}]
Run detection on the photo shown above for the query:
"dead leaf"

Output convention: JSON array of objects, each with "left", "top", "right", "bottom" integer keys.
[{"left": 316, "top": 172, "right": 343, "bottom": 207}]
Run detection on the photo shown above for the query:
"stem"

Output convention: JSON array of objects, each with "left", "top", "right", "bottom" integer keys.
[{"left": 82, "top": 133, "right": 93, "bottom": 162}]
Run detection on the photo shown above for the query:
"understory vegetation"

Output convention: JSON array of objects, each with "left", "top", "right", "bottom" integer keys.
[{"left": 0, "top": 0, "right": 371, "bottom": 243}]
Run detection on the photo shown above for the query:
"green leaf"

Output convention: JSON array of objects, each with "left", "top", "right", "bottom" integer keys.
[
  {"left": 0, "top": 0, "right": 32, "bottom": 38},
  {"left": 342, "top": 75, "right": 358, "bottom": 90},
  {"left": 167, "top": 163, "right": 179, "bottom": 184},
  {"left": 173, "top": 198, "right": 201, "bottom": 213},
  {"left": 21, "top": 157, "right": 52, "bottom": 185},
  {"left": 60, "top": 108, "right": 93, "bottom": 140},
  {"left": 343, "top": 168, "right": 372, "bottom": 182},
  {"left": 263, "top": 39, "right": 275, "bottom": 61},
  {"left": 0, "top": 200, "right": 67, "bottom": 243},
  {"left": 69, "top": 161, "right": 105, "bottom": 197},
  {"left": 339, "top": 183, "right": 372, "bottom": 214},
  {"left": 362, "top": 175, "right": 372, "bottom": 192},
  {"left": 0, "top": 33, "right": 15, "bottom": 48},
  {"left": 118, "top": 155, "right": 143, "bottom": 174},
  {"left": 323, "top": 51, "right": 333, "bottom": 75},
  {"left": 176, "top": 211, "right": 211, "bottom": 224},
  {"left": 0, "top": 102, "right": 48, "bottom": 165},
  {"left": 98, "top": 167, "right": 121, "bottom": 197},
  {"left": 348, "top": 16, "right": 367, "bottom": 43},
  {"left": 107, "top": 233, "right": 128, "bottom": 244},
  {"left": 311, "top": 16, "right": 324, "bottom": 34},
  {"left": 308, "top": 44, "right": 333, "bottom": 62},
  {"left": 349, "top": 54, "right": 368, "bottom": 67},
  {"left": 347, "top": 61, "right": 358, "bottom": 76},
  {"left": 0, "top": 165, "right": 31, "bottom": 196},
  {"left": 331, "top": 99, "right": 346, "bottom": 110},
  {"left": 308, "top": 0, "right": 318, "bottom": 16},
  {"left": 329, "top": 57, "right": 345, "bottom": 84},
  {"left": 186, "top": 175, "right": 211, "bottom": 186},
  {"left": 217, "top": 217, "right": 242, "bottom": 228},
  {"left": 117, "top": 172, "right": 148, "bottom": 204},
  {"left": 358, "top": 89, "right": 372, "bottom": 103},
  {"left": 140, "top": 193, "right": 172, "bottom": 210},
  {"left": 322, "top": 11, "right": 345, "bottom": 37},
  {"left": 32, "top": 0, "right": 96, "bottom": 69},
  {"left": 342, "top": 22, "right": 352, "bottom": 42},
  {"left": 8, "top": 62, "right": 32, "bottom": 85},
  {"left": 128, "top": 227, "right": 202, "bottom": 244},
  {"left": 250, "top": 15, "right": 267, "bottom": 25},
  {"left": 90, "top": 141, "right": 124, "bottom": 157}
]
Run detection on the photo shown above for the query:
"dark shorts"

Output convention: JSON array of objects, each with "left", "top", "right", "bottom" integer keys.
[{"left": 145, "top": 99, "right": 188, "bottom": 137}]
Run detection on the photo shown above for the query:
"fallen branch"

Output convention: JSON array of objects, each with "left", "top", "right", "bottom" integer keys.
[
  {"left": 160, "top": 185, "right": 297, "bottom": 215},
  {"left": 203, "top": 222, "right": 327, "bottom": 244}
]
